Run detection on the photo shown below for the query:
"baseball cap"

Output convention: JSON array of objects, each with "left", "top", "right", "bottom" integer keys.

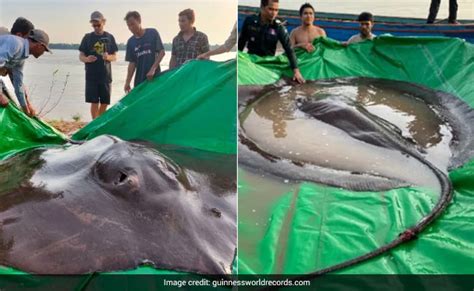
[
  {"left": 90, "top": 11, "right": 105, "bottom": 22},
  {"left": 29, "top": 29, "right": 51, "bottom": 52}
]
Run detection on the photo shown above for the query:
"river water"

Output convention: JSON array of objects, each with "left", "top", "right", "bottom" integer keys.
[{"left": 2, "top": 50, "right": 234, "bottom": 121}]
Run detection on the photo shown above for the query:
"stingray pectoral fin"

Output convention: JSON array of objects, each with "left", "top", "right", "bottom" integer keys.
[{"left": 238, "top": 143, "right": 409, "bottom": 191}]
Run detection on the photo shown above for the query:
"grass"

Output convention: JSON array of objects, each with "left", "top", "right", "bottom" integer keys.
[{"left": 46, "top": 117, "right": 87, "bottom": 136}]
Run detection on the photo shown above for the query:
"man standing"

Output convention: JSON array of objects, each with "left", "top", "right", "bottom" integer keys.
[
  {"left": 124, "top": 11, "right": 165, "bottom": 93},
  {"left": 427, "top": 0, "right": 459, "bottom": 24},
  {"left": 11, "top": 17, "right": 35, "bottom": 38},
  {"left": 0, "top": 17, "right": 34, "bottom": 37},
  {"left": 238, "top": 0, "right": 305, "bottom": 84},
  {"left": 79, "top": 11, "right": 118, "bottom": 119},
  {"left": 170, "top": 9, "right": 209, "bottom": 69},
  {"left": 0, "top": 17, "right": 36, "bottom": 115},
  {"left": 290, "top": 3, "right": 326, "bottom": 53},
  {"left": 0, "top": 29, "right": 50, "bottom": 115},
  {"left": 346, "top": 12, "right": 376, "bottom": 45}
]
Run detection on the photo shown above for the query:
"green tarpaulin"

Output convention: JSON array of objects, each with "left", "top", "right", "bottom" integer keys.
[
  {"left": 0, "top": 59, "right": 236, "bottom": 280},
  {"left": 73, "top": 60, "right": 237, "bottom": 155},
  {"left": 238, "top": 36, "right": 474, "bottom": 274},
  {"left": 0, "top": 104, "right": 66, "bottom": 160}
]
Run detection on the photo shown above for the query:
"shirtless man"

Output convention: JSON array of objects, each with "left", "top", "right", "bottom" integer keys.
[{"left": 290, "top": 3, "right": 326, "bottom": 53}]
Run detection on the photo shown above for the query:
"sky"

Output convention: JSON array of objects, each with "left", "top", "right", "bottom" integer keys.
[
  {"left": 1, "top": 0, "right": 472, "bottom": 44},
  {"left": 239, "top": 0, "right": 474, "bottom": 20},
  {"left": 0, "top": 0, "right": 237, "bottom": 44}
]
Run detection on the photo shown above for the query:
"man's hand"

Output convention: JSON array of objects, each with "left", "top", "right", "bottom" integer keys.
[
  {"left": 26, "top": 101, "right": 36, "bottom": 117},
  {"left": 0, "top": 93, "right": 9, "bottom": 107},
  {"left": 86, "top": 55, "right": 98, "bottom": 63},
  {"left": 102, "top": 52, "right": 109, "bottom": 62},
  {"left": 0, "top": 67, "right": 8, "bottom": 76},
  {"left": 124, "top": 82, "right": 131, "bottom": 94},
  {"left": 21, "top": 105, "right": 32, "bottom": 116},
  {"left": 197, "top": 52, "right": 210, "bottom": 60},
  {"left": 146, "top": 68, "right": 156, "bottom": 81},
  {"left": 304, "top": 43, "right": 315, "bottom": 53},
  {"left": 293, "top": 68, "right": 305, "bottom": 84}
]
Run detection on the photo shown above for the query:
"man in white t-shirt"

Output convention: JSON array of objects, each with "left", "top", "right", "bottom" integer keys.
[{"left": 346, "top": 12, "right": 376, "bottom": 45}]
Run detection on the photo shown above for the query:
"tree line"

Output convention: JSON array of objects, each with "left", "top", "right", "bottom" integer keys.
[{"left": 49, "top": 43, "right": 230, "bottom": 51}]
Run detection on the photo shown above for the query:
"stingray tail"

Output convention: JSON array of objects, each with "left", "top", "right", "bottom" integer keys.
[{"left": 298, "top": 133, "right": 454, "bottom": 278}]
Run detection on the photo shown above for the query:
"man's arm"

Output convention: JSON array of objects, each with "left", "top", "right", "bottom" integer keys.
[
  {"left": 24, "top": 87, "right": 36, "bottom": 116},
  {"left": 238, "top": 18, "right": 249, "bottom": 51},
  {"left": 0, "top": 92, "right": 8, "bottom": 107},
  {"left": 221, "top": 22, "right": 237, "bottom": 52},
  {"left": 0, "top": 79, "right": 9, "bottom": 107},
  {"left": 199, "top": 23, "right": 236, "bottom": 58},
  {"left": 0, "top": 46, "right": 11, "bottom": 107},
  {"left": 124, "top": 62, "right": 136, "bottom": 93},
  {"left": 124, "top": 38, "right": 137, "bottom": 92},
  {"left": 278, "top": 25, "right": 298, "bottom": 70},
  {"left": 11, "top": 65, "right": 36, "bottom": 117},
  {"left": 169, "top": 38, "right": 178, "bottom": 69},
  {"left": 278, "top": 25, "right": 305, "bottom": 84},
  {"left": 198, "top": 46, "right": 225, "bottom": 59},
  {"left": 79, "top": 52, "right": 97, "bottom": 63},
  {"left": 0, "top": 43, "right": 12, "bottom": 68},
  {"left": 10, "top": 66, "right": 31, "bottom": 113},
  {"left": 169, "top": 55, "right": 177, "bottom": 69},
  {"left": 290, "top": 29, "right": 297, "bottom": 47},
  {"left": 146, "top": 30, "right": 165, "bottom": 80},
  {"left": 79, "top": 34, "right": 97, "bottom": 63},
  {"left": 104, "top": 34, "right": 119, "bottom": 62},
  {"left": 199, "top": 34, "right": 210, "bottom": 55},
  {"left": 320, "top": 28, "right": 327, "bottom": 38},
  {"left": 147, "top": 30, "right": 165, "bottom": 80},
  {"left": 103, "top": 52, "right": 117, "bottom": 62},
  {"left": 147, "top": 50, "right": 165, "bottom": 80}
]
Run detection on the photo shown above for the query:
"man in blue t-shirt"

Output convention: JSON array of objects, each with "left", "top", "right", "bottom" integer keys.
[
  {"left": 124, "top": 11, "right": 165, "bottom": 93},
  {"left": 79, "top": 11, "right": 118, "bottom": 119}
]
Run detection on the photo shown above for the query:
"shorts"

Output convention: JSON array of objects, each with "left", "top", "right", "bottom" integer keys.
[{"left": 85, "top": 82, "right": 111, "bottom": 104}]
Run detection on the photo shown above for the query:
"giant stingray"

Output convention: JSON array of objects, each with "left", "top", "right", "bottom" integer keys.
[
  {"left": 0, "top": 135, "right": 236, "bottom": 275},
  {"left": 239, "top": 77, "right": 474, "bottom": 274}
]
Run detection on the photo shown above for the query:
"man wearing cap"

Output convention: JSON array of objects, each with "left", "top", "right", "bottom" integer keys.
[
  {"left": 0, "top": 29, "right": 50, "bottom": 116},
  {"left": 79, "top": 11, "right": 118, "bottom": 119}
]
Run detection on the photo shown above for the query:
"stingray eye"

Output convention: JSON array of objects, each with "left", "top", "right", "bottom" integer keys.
[
  {"left": 114, "top": 170, "right": 138, "bottom": 188},
  {"left": 94, "top": 160, "right": 139, "bottom": 187},
  {"left": 115, "top": 171, "right": 128, "bottom": 185}
]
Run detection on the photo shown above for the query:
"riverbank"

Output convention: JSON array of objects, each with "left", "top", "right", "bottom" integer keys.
[{"left": 46, "top": 119, "right": 87, "bottom": 136}]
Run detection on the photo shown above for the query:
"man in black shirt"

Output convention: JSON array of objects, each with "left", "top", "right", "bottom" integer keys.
[
  {"left": 238, "top": 0, "right": 305, "bottom": 84},
  {"left": 79, "top": 11, "right": 118, "bottom": 119}
]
